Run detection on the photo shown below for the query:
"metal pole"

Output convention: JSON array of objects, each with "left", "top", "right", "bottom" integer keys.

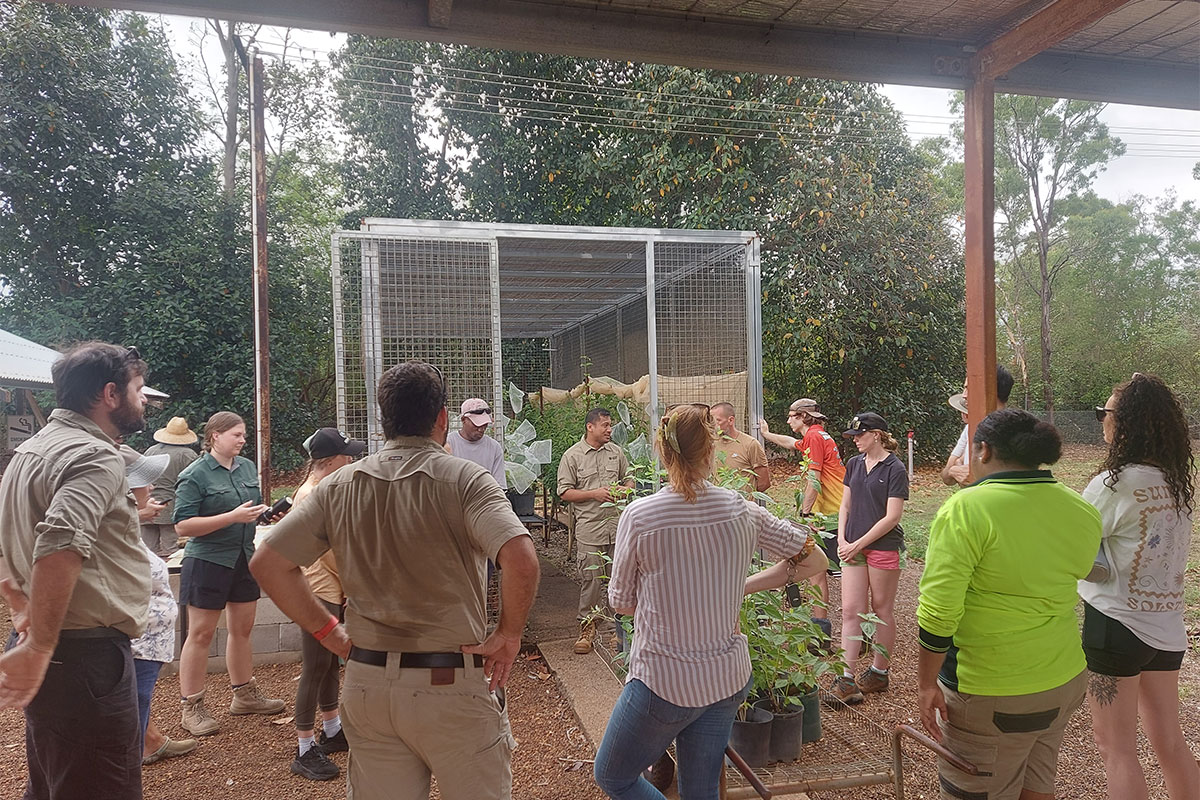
[
  {"left": 907, "top": 430, "right": 914, "bottom": 476},
  {"left": 248, "top": 53, "right": 272, "bottom": 501}
]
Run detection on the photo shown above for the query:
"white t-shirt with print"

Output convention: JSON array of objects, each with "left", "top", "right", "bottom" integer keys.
[{"left": 1079, "top": 464, "right": 1192, "bottom": 651}]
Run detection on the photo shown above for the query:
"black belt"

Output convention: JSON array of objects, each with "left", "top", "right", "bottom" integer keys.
[
  {"left": 59, "top": 627, "right": 128, "bottom": 641},
  {"left": 348, "top": 647, "right": 484, "bottom": 669}
]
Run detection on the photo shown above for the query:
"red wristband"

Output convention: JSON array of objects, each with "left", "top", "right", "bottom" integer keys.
[{"left": 312, "top": 615, "right": 339, "bottom": 641}]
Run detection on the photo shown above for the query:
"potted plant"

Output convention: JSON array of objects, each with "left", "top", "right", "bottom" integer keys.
[{"left": 740, "top": 571, "right": 842, "bottom": 760}]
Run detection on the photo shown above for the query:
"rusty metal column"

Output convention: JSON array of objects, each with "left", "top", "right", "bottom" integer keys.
[
  {"left": 249, "top": 54, "right": 272, "bottom": 500},
  {"left": 963, "top": 78, "right": 997, "bottom": 441}
]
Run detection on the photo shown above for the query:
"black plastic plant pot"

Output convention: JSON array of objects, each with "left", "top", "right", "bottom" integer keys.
[
  {"left": 754, "top": 698, "right": 804, "bottom": 763},
  {"left": 729, "top": 705, "right": 773, "bottom": 768},
  {"left": 800, "top": 686, "right": 822, "bottom": 743},
  {"left": 506, "top": 488, "right": 536, "bottom": 516}
]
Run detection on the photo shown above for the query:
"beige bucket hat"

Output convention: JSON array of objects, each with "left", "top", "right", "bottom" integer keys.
[{"left": 153, "top": 417, "right": 198, "bottom": 445}]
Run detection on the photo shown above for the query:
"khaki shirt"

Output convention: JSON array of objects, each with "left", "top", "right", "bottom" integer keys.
[
  {"left": 712, "top": 431, "right": 768, "bottom": 485},
  {"left": 556, "top": 438, "right": 629, "bottom": 546},
  {"left": 143, "top": 442, "right": 198, "bottom": 525},
  {"left": 0, "top": 409, "right": 150, "bottom": 638},
  {"left": 263, "top": 436, "right": 529, "bottom": 653}
]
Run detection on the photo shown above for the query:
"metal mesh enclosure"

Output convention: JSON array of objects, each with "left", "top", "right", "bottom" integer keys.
[{"left": 333, "top": 220, "right": 760, "bottom": 453}]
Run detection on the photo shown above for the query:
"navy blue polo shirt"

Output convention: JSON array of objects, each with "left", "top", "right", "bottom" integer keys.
[{"left": 843, "top": 452, "right": 908, "bottom": 551}]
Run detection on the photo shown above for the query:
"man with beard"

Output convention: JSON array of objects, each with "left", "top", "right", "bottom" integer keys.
[
  {"left": 0, "top": 341, "right": 152, "bottom": 800},
  {"left": 557, "top": 407, "right": 632, "bottom": 654}
]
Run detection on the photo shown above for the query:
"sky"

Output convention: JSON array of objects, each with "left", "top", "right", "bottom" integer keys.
[
  {"left": 159, "top": 16, "right": 1200, "bottom": 207},
  {"left": 879, "top": 85, "right": 1200, "bottom": 205}
]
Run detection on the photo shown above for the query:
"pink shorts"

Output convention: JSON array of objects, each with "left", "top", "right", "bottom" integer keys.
[{"left": 844, "top": 548, "right": 905, "bottom": 570}]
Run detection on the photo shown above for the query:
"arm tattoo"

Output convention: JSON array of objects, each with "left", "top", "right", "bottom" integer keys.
[{"left": 1088, "top": 672, "right": 1119, "bottom": 707}]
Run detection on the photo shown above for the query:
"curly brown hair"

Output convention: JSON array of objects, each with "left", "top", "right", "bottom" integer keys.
[{"left": 1098, "top": 373, "right": 1195, "bottom": 514}]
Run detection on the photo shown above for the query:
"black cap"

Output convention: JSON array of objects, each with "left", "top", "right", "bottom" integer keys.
[
  {"left": 304, "top": 427, "right": 367, "bottom": 459},
  {"left": 843, "top": 412, "right": 889, "bottom": 437}
]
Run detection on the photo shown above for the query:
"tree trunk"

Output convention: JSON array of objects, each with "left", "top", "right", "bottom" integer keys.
[
  {"left": 1037, "top": 242, "right": 1054, "bottom": 422},
  {"left": 222, "top": 21, "right": 238, "bottom": 197}
]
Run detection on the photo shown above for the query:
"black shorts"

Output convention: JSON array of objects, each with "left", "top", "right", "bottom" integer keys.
[
  {"left": 1082, "top": 602, "right": 1185, "bottom": 677},
  {"left": 179, "top": 552, "right": 260, "bottom": 610}
]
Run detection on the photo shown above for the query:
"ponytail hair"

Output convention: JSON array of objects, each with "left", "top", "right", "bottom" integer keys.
[
  {"left": 656, "top": 404, "right": 717, "bottom": 503},
  {"left": 877, "top": 430, "right": 899, "bottom": 453},
  {"left": 973, "top": 408, "right": 1061, "bottom": 468}
]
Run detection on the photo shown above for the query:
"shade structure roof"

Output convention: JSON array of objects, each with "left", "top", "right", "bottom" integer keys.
[
  {"left": 0, "top": 328, "right": 62, "bottom": 391},
  {"left": 0, "top": 329, "right": 169, "bottom": 398},
  {"left": 58, "top": 0, "right": 1200, "bottom": 108}
]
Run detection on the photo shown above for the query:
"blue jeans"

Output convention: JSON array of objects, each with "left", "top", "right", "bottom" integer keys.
[
  {"left": 594, "top": 678, "right": 751, "bottom": 800},
  {"left": 134, "top": 659, "right": 163, "bottom": 749}
]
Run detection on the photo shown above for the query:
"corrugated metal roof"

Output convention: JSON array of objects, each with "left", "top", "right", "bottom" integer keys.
[
  {"left": 0, "top": 329, "right": 62, "bottom": 390},
  {"left": 0, "top": 329, "right": 169, "bottom": 397}
]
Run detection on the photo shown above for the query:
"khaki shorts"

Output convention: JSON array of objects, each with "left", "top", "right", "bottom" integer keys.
[
  {"left": 937, "top": 670, "right": 1085, "bottom": 800},
  {"left": 342, "top": 656, "right": 516, "bottom": 800}
]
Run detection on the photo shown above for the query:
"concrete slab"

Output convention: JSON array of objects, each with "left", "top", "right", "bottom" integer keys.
[
  {"left": 538, "top": 637, "right": 621, "bottom": 749},
  {"left": 526, "top": 554, "right": 583, "bottom": 643}
]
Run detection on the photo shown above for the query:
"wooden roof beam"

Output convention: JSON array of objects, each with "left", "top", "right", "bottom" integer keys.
[{"left": 974, "top": 0, "right": 1135, "bottom": 80}]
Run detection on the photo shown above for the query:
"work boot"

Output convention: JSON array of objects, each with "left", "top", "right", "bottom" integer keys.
[
  {"left": 574, "top": 621, "right": 596, "bottom": 655},
  {"left": 229, "top": 677, "right": 286, "bottom": 716},
  {"left": 858, "top": 667, "right": 890, "bottom": 694},
  {"left": 143, "top": 736, "right": 198, "bottom": 766},
  {"left": 181, "top": 691, "right": 220, "bottom": 736},
  {"left": 828, "top": 676, "right": 864, "bottom": 705}
]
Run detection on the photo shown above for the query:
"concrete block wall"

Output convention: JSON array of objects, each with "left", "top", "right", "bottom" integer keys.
[{"left": 163, "top": 572, "right": 303, "bottom": 676}]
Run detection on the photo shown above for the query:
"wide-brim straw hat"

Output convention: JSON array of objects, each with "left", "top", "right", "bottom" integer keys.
[
  {"left": 948, "top": 393, "right": 968, "bottom": 414},
  {"left": 154, "top": 416, "right": 198, "bottom": 445}
]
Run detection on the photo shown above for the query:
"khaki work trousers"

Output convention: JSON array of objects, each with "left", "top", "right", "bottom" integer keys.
[
  {"left": 342, "top": 656, "right": 516, "bottom": 800},
  {"left": 576, "top": 542, "right": 615, "bottom": 627}
]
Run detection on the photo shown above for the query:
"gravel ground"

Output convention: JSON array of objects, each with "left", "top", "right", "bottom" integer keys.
[
  {"left": 0, "top": 459, "right": 1194, "bottom": 799},
  {"left": 0, "top": 649, "right": 602, "bottom": 800}
]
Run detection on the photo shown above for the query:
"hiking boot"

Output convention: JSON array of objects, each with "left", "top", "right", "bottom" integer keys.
[
  {"left": 143, "top": 736, "right": 198, "bottom": 766},
  {"left": 181, "top": 691, "right": 220, "bottom": 736},
  {"left": 291, "top": 746, "right": 340, "bottom": 781},
  {"left": 317, "top": 728, "right": 349, "bottom": 754},
  {"left": 829, "top": 676, "right": 864, "bottom": 705},
  {"left": 858, "top": 667, "right": 890, "bottom": 694},
  {"left": 574, "top": 622, "right": 596, "bottom": 655},
  {"left": 229, "top": 677, "right": 286, "bottom": 716}
]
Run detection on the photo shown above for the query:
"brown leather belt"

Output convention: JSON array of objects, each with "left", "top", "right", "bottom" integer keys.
[{"left": 348, "top": 647, "right": 484, "bottom": 669}]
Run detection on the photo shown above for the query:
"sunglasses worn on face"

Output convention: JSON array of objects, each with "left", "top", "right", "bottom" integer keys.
[
  {"left": 1095, "top": 406, "right": 1116, "bottom": 422},
  {"left": 465, "top": 408, "right": 491, "bottom": 416}
]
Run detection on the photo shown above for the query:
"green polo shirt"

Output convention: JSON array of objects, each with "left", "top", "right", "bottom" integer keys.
[
  {"left": 917, "top": 470, "right": 1100, "bottom": 696},
  {"left": 174, "top": 453, "right": 262, "bottom": 568}
]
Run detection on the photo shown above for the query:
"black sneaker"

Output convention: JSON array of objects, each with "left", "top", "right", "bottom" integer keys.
[
  {"left": 291, "top": 746, "right": 340, "bottom": 781},
  {"left": 317, "top": 728, "right": 349, "bottom": 754}
]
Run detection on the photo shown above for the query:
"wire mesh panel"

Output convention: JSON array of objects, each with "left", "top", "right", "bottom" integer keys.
[
  {"left": 334, "top": 222, "right": 759, "bottom": 456},
  {"left": 653, "top": 241, "right": 751, "bottom": 423},
  {"left": 334, "top": 234, "right": 498, "bottom": 450}
]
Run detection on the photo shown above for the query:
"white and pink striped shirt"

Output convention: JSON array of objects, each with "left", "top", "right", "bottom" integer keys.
[{"left": 609, "top": 482, "right": 813, "bottom": 707}]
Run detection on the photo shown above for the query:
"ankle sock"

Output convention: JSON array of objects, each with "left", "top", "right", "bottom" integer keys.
[
  {"left": 322, "top": 715, "right": 342, "bottom": 738},
  {"left": 869, "top": 666, "right": 889, "bottom": 676},
  {"left": 298, "top": 734, "right": 315, "bottom": 756},
  {"left": 231, "top": 682, "right": 247, "bottom": 690}
]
